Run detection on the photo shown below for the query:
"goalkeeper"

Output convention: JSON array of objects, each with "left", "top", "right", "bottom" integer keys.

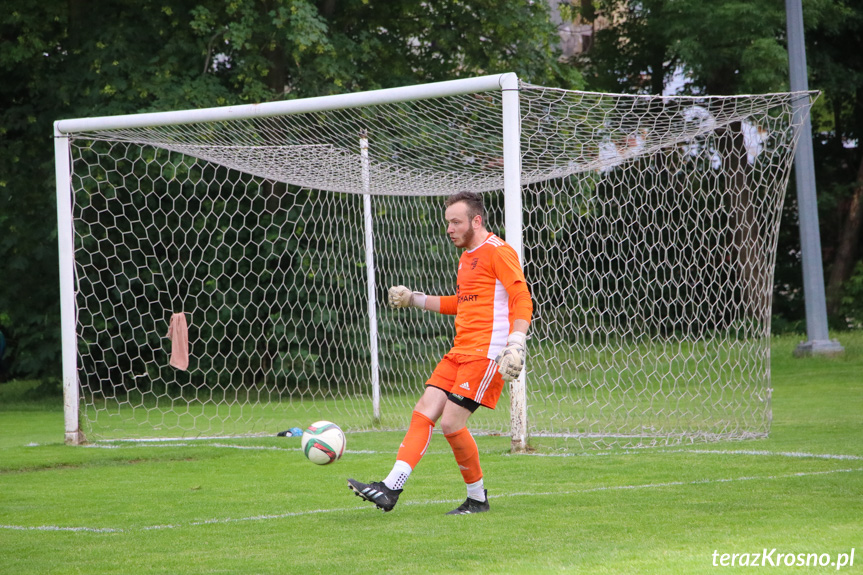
[{"left": 348, "top": 191, "right": 532, "bottom": 515}]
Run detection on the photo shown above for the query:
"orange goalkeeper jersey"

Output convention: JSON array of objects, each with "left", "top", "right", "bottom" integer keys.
[{"left": 439, "top": 234, "right": 533, "bottom": 360}]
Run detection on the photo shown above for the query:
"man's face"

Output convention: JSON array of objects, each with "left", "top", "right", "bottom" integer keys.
[{"left": 445, "top": 201, "right": 476, "bottom": 249}]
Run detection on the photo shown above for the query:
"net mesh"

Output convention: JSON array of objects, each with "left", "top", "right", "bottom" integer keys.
[{"left": 64, "top": 81, "right": 811, "bottom": 448}]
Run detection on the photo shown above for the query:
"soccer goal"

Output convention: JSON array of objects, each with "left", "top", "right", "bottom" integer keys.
[{"left": 54, "top": 73, "right": 814, "bottom": 450}]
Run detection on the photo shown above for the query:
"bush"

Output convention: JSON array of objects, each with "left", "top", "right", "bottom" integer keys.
[{"left": 840, "top": 261, "right": 863, "bottom": 329}]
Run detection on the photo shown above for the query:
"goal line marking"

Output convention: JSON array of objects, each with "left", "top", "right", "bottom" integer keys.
[
  {"left": 76, "top": 442, "right": 863, "bottom": 463},
  {"left": 516, "top": 448, "right": 863, "bottom": 461}
]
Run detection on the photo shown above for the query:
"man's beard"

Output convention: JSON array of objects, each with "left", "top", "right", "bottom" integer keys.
[{"left": 456, "top": 226, "right": 475, "bottom": 248}]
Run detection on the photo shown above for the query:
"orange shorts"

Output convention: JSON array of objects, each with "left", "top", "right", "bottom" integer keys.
[{"left": 426, "top": 352, "right": 505, "bottom": 410}]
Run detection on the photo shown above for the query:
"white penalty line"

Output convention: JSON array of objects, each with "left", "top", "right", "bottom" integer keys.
[
  {"left": 497, "top": 467, "right": 863, "bottom": 500},
  {"left": 80, "top": 442, "right": 383, "bottom": 455},
  {"left": 669, "top": 449, "right": 863, "bottom": 461},
  {"left": 3, "top": 467, "right": 861, "bottom": 534},
  {"left": 510, "top": 448, "right": 863, "bottom": 461},
  {"left": 77, "top": 442, "right": 863, "bottom": 463}
]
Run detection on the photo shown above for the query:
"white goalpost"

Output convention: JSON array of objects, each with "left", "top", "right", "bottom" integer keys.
[{"left": 54, "top": 73, "right": 814, "bottom": 451}]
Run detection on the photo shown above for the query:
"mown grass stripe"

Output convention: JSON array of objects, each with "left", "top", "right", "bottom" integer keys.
[{"left": 3, "top": 467, "right": 858, "bottom": 534}]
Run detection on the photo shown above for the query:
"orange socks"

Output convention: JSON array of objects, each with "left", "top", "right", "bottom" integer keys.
[
  {"left": 387, "top": 418, "right": 484, "bottom": 497},
  {"left": 396, "top": 411, "right": 436, "bottom": 469},
  {"left": 445, "top": 427, "right": 483, "bottom": 484}
]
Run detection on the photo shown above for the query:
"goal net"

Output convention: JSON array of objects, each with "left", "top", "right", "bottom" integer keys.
[{"left": 55, "top": 75, "right": 813, "bottom": 449}]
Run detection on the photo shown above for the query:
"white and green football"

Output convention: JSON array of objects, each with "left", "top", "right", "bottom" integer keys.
[{"left": 301, "top": 421, "right": 346, "bottom": 465}]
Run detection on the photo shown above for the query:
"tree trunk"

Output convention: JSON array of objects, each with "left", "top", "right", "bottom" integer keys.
[
  {"left": 262, "top": 0, "right": 287, "bottom": 97},
  {"left": 826, "top": 152, "right": 863, "bottom": 316},
  {"left": 648, "top": 0, "right": 666, "bottom": 95},
  {"left": 319, "top": 0, "right": 336, "bottom": 18},
  {"left": 649, "top": 45, "right": 665, "bottom": 95},
  {"left": 718, "top": 122, "right": 766, "bottom": 323},
  {"left": 67, "top": 0, "right": 88, "bottom": 47}
]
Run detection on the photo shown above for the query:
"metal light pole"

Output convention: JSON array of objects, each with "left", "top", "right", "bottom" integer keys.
[{"left": 785, "top": 0, "right": 843, "bottom": 356}]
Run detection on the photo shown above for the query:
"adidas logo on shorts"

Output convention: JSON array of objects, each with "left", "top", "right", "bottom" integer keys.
[{"left": 459, "top": 382, "right": 471, "bottom": 391}]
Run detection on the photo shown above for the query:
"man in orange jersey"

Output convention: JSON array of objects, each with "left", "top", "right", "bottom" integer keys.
[{"left": 348, "top": 191, "right": 532, "bottom": 515}]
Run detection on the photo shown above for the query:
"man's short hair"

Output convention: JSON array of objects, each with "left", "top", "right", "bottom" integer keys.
[{"left": 445, "top": 191, "right": 486, "bottom": 226}]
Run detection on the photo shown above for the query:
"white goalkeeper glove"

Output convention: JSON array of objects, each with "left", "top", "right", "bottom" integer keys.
[
  {"left": 495, "top": 331, "right": 527, "bottom": 382},
  {"left": 388, "top": 285, "right": 427, "bottom": 310}
]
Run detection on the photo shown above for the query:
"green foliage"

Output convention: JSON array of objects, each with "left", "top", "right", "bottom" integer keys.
[
  {"left": 738, "top": 37, "right": 790, "bottom": 94},
  {"left": 71, "top": 141, "right": 375, "bottom": 396},
  {"left": 667, "top": 0, "right": 789, "bottom": 94},
  {"left": 584, "top": 0, "right": 789, "bottom": 95},
  {"left": 840, "top": 261, "right": 863, "bottom": 328},
  {"left": 583, "top": 0, "right": 674, "bottom": 94},
  {"left": 806, "top": 1, "right": 863, "bottom": 327},
  {"left": 0, "top": 1, "right": 582, "bottom": 384},
  {"left": 582, "top": 0, "right": 863, "bottom": 334}
]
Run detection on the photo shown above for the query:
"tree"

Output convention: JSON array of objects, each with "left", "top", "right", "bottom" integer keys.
[
  {"left": 580, "top": 0, "right": 789, "bottom": 95},
  {"left": 806, "top": 0, "right": 863, "bottom": 325},
  {"left": 578, "top": 0, "right": 863, "bottom": 330},
  {"left": 0, "top": 0, "right": 582, "bottom": 383},
  {"left": 579, "top": 0, "right": 677, "bottom": 95},
  {"left": 1, "top": 0, "right": 229, "bottom": 382}
]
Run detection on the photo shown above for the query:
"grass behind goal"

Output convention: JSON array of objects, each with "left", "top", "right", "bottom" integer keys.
[{"left": 1, "top": 332, "right": 861, "bottom": 574}]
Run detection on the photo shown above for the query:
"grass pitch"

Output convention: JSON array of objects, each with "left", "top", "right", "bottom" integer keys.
[{"left": 1, "top": 332, "right": 861, "bottom": 574}]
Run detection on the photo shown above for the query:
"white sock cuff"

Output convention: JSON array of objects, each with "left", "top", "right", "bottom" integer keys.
[
  {"left": 393, "top": 460, "right": 413, "bottom": 474},
  {"left": 383, "top": 460, "right": 413, "bottom": 491},
  {"left": 467, "top": 478, "right": 486, "bottom": 502}
]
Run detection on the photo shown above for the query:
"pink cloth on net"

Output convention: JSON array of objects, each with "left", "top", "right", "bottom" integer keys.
[{"left": 166, "top": 313, "right": 189, "bottom": 370}]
